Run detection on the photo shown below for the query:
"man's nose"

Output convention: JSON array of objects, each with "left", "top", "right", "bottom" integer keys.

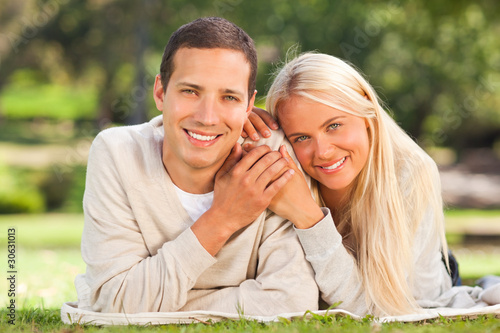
[{"left": 195, "top": 96, "right": 220, "bottom": 125}]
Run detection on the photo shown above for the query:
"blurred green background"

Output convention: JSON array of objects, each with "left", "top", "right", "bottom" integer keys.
[
  {"left": 0, "top": 0, "right": 499, "bottom": 309},
  {"left": 1, "top": 0, "right": 500, "bottom": 214}
]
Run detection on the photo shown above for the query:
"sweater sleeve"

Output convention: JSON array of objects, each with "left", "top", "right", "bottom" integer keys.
[
  {"left": 411, "top": 206, "right": 453, "bottom": 304},
  {"left": 179, "top": 212, "right": 320, "bottom": 315},
  {"left": 295, "top": 208, "right": 368, "bottom": 315},
  {"left": 295, "top": 207, "right": 453, "bottom": 316},
  {"left": 80, "top": 132, "right": 217, "bottom": 313}
]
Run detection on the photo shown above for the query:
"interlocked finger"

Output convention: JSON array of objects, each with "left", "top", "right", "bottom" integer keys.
[
  {"left": 254, "top": 153, "right": 290, "bottom": 189},
  {"left": 232, "top": 145, "right": 272, "bottom": 175}
]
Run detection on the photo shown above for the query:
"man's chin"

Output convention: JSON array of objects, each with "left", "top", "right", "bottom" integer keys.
[{"left": 184, "top": 157, "right": 221, "bottom": 171}]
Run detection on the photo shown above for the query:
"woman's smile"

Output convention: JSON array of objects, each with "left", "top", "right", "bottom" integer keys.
[{"left": 278, "top": 95, "right": 369, "bottom": 196}]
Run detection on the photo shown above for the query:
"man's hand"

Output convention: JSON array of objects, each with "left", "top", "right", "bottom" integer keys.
[
  {"left": 241, "top": 106, "right": 279, "bottom": 141},
  {"left": 191, "top": 143, "right": 294, "bottom": 256}
]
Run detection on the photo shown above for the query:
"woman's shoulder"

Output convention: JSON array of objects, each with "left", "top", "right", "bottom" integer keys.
[
  {"left": 395, "top": 147, "right": 444, "bottom": 235},
  {"left": 395, "top": 147, "right": 441, "bottom": 200}
]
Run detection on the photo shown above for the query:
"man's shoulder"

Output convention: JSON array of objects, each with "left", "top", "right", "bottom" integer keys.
[
  {"left": 94, "top": 115, "right": 163, "bottom": 148},
  {"left": 88, "top": 115, "right": 164, "bottom": 176}
]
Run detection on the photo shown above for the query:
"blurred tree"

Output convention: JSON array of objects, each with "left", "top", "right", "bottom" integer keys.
[
  {"left": 0, "top": 0, "right": 498, "bottom": 151},
  {"left": 361, "top": 1, "right": 500, "bottom": 149}
]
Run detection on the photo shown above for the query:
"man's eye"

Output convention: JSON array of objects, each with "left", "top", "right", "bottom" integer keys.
[
  {"left": 182, "top": 89, "right": 196, "bottom": 94},
  {"left": 224, "top": 96, "right": 238, "bottom": 101}
]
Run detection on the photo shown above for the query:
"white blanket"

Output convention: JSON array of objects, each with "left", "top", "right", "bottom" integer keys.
[
  {"left": 61, "top": 276, "right": 500, "bottom": 325},
  {"left": 60, "top": 302, "right": 500, "bottom": 326}
]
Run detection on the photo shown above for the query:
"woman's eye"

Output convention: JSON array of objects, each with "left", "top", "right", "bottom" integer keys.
[
  {"left": 328, "top": 123, "right": 340, "bottom": 130},
  {"left": 295, "top": 135, "right": 308, "bottom": 143}
]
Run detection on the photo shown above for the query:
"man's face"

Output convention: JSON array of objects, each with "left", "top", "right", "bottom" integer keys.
[{"left": 154, "top": 47, "right": 255, "bottom": 183}]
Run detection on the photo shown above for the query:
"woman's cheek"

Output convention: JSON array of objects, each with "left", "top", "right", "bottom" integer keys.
[{"left": 294, "top": 145, "right": 313, "bottom": 171}]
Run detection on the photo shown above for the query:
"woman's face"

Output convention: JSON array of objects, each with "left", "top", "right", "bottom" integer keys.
[{"left": 279, "top": 95, "right": 370, "bottom": 197}]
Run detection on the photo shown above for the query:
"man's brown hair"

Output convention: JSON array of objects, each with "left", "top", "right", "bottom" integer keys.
[{"left": 160, "top": 17, "right": 257, "bottom": 102}]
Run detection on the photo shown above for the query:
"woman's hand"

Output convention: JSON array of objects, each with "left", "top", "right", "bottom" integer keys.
[
  {"left": 193, "top": 144, "right": 294, "bottom": 256},
  {"left": 269, "top": 145, "right": 325, "bottom": 229},
  {"left": 242, "top": 106, "right": 279, "bottom": 141}
]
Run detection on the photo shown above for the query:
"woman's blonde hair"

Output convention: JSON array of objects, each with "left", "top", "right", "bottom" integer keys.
[{"left": 266, "top": 52, "right": 448, "bottom": 316}]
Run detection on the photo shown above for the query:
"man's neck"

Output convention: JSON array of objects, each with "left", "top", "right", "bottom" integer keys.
[{"left": 163, "top": 161, "right": 216, "bottom": 194}]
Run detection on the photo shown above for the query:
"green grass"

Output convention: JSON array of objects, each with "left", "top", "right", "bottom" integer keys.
[
  {"left": 0, "top": 214, "right": 85, "bottom": 309},
  {"left": 444, "top": 209, "right": 500, "bottom": 279},
  {"left": 0, "top": 212, "right": 499, "bottom": 331},
  {"left": 445, "top": 209, "right": 500, "bottom": 218},
  {"left": 1, "top": 308, "right": 500, "bottom": 333},
  {"left": 0, "top": 308, "right": 499, "bottom": 332},
  {"left": 0, "top": 213, "right": 84, "bottom": 248},
  {"left": 444, "top": 209, "right": 500, "bottom": 233},
  {"left": 0, "top": 247, "right": 84, "bottom": 309},
  {"left": 450, "top": 244, "right": 500, "bottom": 279}
]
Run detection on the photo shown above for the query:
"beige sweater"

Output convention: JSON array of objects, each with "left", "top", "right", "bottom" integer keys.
[{"left": 75, "top": 115, "right": 319, "bottom": 315}]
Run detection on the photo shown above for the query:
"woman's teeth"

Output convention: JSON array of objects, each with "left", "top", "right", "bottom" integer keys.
[
  {"left": 322, "top": 157, "right": 346, "bottom": 170},
  {"left": 188, "top": 131, "right": 217, "bottom": 141}
]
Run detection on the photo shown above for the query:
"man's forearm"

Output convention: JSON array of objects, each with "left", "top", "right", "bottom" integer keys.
[
  {"left": 190, "top": 208, "right": 236, "bottom": 256},
  {"left": 82, "top": 222, "right": 217, "bottom": 313}
]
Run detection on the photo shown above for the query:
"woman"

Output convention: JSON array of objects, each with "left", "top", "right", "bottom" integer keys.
[{"left": 244, "top": 52, "right": 456, "bottom": 316}]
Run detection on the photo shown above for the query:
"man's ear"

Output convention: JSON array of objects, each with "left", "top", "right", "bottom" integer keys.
[
  {"left": 245, "top": 90, "right": 257, "bottom": 115},
  {"left": 153, "top": 74, "right": 165, "bottom": 112}
]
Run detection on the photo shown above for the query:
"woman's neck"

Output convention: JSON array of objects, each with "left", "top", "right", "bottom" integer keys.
[
  {"left": 319, "top": 185, "right": 347, "bottom": 223},
  {"left": 319, "top": 184, "right": 357, "bottom": 253}
]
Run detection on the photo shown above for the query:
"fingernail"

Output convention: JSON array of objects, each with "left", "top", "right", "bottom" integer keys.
[
  {"left": 263, "top": 130, "right": 271, "bottom": 137},
  {"left": 272, "top": 123, "right": 279, "bottom": 129},
  {"left": 252, "top": 134, "right": 259, "bottom": 140},
  {"left": 289, "top": 169, "right": 295, "bottom": 175}
]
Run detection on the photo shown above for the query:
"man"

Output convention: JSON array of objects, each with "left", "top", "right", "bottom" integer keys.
[{"left": 73, "top": 17, "right": 318, "bottom": 315}]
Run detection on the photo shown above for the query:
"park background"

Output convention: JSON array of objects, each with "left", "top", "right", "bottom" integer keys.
[{"left": 0, "top": 0, "right": 500, "bottom": 316}]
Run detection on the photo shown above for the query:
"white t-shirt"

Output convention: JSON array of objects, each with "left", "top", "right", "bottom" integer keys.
[{"left": 173, "top": 185, "right": 214, "bottom": 222}]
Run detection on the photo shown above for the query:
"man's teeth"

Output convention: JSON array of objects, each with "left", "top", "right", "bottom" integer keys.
[
  {"left": 322, "top": 157, "right": 346, "bottom": 170},
  {"left": 188, "top": 131, "right": 217, "bottom": 141}
]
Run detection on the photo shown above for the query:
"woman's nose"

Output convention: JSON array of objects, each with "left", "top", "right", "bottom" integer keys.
[{"left": 315, "top": 138, "right": 335, "bottom": 160}]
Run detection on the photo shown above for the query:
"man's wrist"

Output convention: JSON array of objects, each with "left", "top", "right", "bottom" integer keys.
[{"left": 191, "top": 208, "right": 236, "bottom": 256}]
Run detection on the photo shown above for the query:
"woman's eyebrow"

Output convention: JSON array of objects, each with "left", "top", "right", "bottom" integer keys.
[
  {"left": 287, "top": 116, "right": 347, "bottom": 139},
  {"left": 320, "top": 116, "right": 346, "bottom": 128},
  {"left": 287, "top": 131, "right": 307, "bottom": 139}
]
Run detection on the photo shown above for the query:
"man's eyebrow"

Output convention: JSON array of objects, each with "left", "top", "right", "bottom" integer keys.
[
  {"left": 221, "top": 88, "right": 245, "bottom": 97},
  {"left": 175, "top": 83, "right": 244, "bottom": 97},
  {"left": 176, "top": 82, "right": 203, "bottom": 90}
]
